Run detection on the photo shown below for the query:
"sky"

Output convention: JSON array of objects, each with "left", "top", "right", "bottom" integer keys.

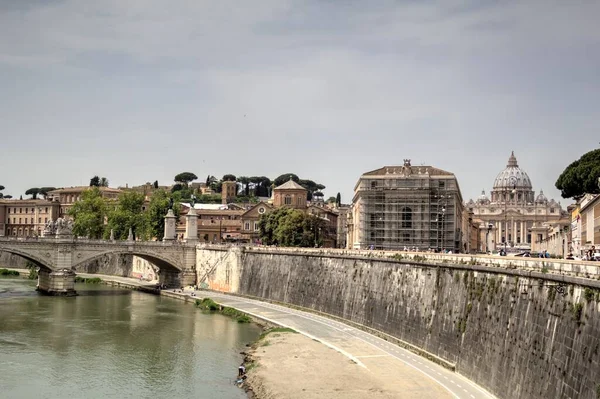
[{"left": 0, "top": 0, "right": 598, "bottom": 206}]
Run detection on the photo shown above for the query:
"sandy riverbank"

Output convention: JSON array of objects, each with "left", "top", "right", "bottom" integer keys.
[{"left": 243, "top": 330, "right": 450, "bottom": 399}]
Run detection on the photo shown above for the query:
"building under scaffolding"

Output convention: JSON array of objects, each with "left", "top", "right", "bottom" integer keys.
[{"left": 347, "top": 160, "right": 464, "bottom": 252}]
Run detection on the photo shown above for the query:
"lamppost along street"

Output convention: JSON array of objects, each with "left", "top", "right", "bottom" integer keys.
[{"left": 503, "top": 176, "right": 518, "bottom": 253}]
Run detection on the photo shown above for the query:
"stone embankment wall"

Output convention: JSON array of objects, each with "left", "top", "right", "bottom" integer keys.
[{"left": 197, "top": 246, "right": 600, "bottom": 399}]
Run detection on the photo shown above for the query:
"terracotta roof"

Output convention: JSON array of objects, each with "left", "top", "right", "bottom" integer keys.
[{"left": 274, "top": 179, "right": 307, "bottom": 191}]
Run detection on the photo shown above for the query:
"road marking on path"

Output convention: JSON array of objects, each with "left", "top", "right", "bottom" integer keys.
[{"left": 355, "top": 355, "right": 392, "bottom": 358}]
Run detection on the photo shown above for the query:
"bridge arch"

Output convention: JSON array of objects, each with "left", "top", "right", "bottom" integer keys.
[
  {"left": 71, "top": 249, "right": 183, "bottom": 275},
  {"left": 0, "top": 247, "right": 53, "bottom": 271}
]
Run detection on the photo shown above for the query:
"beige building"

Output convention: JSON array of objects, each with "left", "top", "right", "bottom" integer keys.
[
  {"left": 466, "top": 152, "right": 569, "bottom": 253},
  {"left": 240, "top": 202, "right": 273, "bottom": 242},
  {"left": 46, "top": 186, "right": 122, "bottom": 217},
  {"left": 347, "top": 160, "right": 464, "bottom": 252},
  {"left": 579, "top": 194, "right": 600, "bottom": 255},
  {"left": 176, "top": 204, "right": 245, "bottom": 243},
  {"left": 0, "top": 199, "right": 60, "bottom": 237}
]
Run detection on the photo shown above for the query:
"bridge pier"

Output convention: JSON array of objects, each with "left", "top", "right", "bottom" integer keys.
[
  {"left": 159, "top": 269, "right": 196, "bottom": 288},
  {"left": 37, "top": 268, "right": 77, "bottom": 296}
]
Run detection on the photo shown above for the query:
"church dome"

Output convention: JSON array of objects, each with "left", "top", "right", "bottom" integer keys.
[
  {"left": 535, "top": 190, "right": 548, "bottom": 204},
  {"left": 476, "top": 190, "right": 490, "bottom": 204},
  {"left": 492, "top": 151, "right": 533, "bottom": 190}
]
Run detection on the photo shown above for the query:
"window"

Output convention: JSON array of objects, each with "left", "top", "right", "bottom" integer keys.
[
  {"left": 25, "top": 208, "right": 28, "bottom": 214},
  {"left": 45, "top": 207, "right": 48, "bottom": 213},
  {"left": 31, "top": 208, "right": 34, "bottom": 213},
  {"left": 6, "top": 228, "right": 10, "bottom": 235},
  {"left": 258, "top": 207, "right": 265, "bottom": 214},
  {"left": 550, "top": 208, "right": 555, "bottom": 213},
  {"left": 7, "top": 209, "right": 10, "bottom": 214},
  {"left": 254, "top": 222, "right": 259, "bottom": 231},
  {"left": 19, "top": 218, "right": 21, "bottom": 224},
  {"left": 19, "top": 208, "right": 22, "bottom": 213},
  {"left": 297, "top": 197, "right": 302, "bottom": 205},
  {"left": 31, "top": 218, "right": 34, "bottom": 224},
  {"left": 401, "top": 207, "right": 412, "bottom": 228},
  {"left": 244, "top": 222, "right": 250, "bottom": 230},
  {"left": 284, "top": 196, "right": 292, "bottom": 205},
  {"left": 45, "top": 217, "right": 48, "bottom": 223}
]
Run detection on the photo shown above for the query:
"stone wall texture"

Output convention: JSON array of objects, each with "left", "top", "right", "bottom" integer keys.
[{"left": 197, "top": 246, "right": 600, "bottom": 399}]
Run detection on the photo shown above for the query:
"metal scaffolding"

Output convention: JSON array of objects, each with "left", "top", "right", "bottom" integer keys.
[{"left": 356, "top": 175, "right": 461, "bottom": 251}]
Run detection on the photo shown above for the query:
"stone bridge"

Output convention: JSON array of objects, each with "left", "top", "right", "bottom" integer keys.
[{"left": 0, "top": 237, "right": 197, "bottom": 295}]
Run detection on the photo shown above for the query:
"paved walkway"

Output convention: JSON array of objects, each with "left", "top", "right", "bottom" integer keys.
[{"left": 73, "top": 273, "right": 496, "bottom": 399}]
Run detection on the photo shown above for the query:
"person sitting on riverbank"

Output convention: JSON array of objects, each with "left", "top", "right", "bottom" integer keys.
[{"left": 238, "top": 364, "right": 246, "bottom": 377}]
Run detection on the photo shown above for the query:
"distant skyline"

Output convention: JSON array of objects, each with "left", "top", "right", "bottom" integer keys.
[{"left": 1, "top": 1, "right": 598, "bottom": 206}]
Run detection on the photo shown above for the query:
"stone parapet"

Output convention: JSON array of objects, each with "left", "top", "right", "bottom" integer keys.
[{"left": 198, "top": 244, "right": 600, "bottom": 281}]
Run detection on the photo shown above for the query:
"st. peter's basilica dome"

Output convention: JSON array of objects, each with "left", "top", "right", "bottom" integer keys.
[{"left": 492, "top": 151, "right": 533, "bottom": 190}]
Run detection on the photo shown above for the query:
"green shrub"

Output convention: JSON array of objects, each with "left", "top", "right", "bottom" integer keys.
[
  {"left": 0, "top": 268, "right": 20, "bottom": 276},
  {"left": 584, "top": 288, "right": 595, "bottom": 303},
  {"left": 195, "top": 297, "right": 220, "bottom": 311},
  {"left": 74, "top": 276, "right": 102, "bottom": 284},
  {"left": 195, "top": 298, "right": 251, "bottom": 322}
]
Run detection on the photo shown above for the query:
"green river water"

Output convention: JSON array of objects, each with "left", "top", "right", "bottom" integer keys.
[{"left": 0, "top": 277, "right": 261, "bottom": 399}]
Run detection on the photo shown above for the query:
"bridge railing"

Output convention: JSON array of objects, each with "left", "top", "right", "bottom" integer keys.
[{"left": 0, "top": 236, "right": 194, "bottom": 247}]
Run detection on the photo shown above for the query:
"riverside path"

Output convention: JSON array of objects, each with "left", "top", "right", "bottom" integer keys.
[{"left": 74, "top": 273, "right": 496, "bottom": 399}]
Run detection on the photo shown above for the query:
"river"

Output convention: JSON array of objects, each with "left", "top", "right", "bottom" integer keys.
[{"left": 0, "top": 277, "right": 261, "bottom": 399}]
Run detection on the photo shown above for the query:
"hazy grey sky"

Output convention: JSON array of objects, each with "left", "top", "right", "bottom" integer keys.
[{"left": 1, "top": 0, "right": 598, "bottom": 206}]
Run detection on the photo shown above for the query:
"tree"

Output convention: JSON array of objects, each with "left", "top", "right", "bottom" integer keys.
[
  {"left": 336, "top": 192, "right": 341, "bottom": 206},
  {"left": 254, "top": 176, "right": 271, "bottom": 197},
  {"left": 0, "top": 185, "right": 4, "bottom": 199},
  {"left": 258, "top": 208, "right": 325, "bottom": 247},
  {"left": 555, "top": 149, "right": 600, "bottom": 199},
  {"left": 171, "top": 183, "right": 184, "bottom": 193},
  {"left": 238, "top": 176, "right": 250, "bottom": 196},
  {"left": 25, "top": 188, "right": 40, "bottom": 199},
  {"left": 222, "top": 174, "right": 237, "bottom": 182},
  {"left": 326, "top": 196, "right": 337, "bottom": 203},
  {"left": 145, "top": 189, "right": 181, "bottom": 240},
  {"left": 106, "top": 191, "right": 148, "bottom": 240},
  {"left": 68, "top": 187, "right": 108, "bottom": 239},
  {"left": 39, "top": 187, "right": 57, "bottom": 199},
  {"left": 174, "top": 172, "right": 198, "bottom": 186},
  {"left": 99, "top": 177, "right": 109, "bottom": 187},
  {"left": 3, "top": 195, "right": 12, "bottom": 199},
  {"left": 89, "top": 176, "right": 100, "bottom": 187},
  {"left": 153, "top": 180, "right": 159, "bottom": 189}
]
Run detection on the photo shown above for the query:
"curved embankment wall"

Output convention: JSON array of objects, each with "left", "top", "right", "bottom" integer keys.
[{"left": 197, "top": 247, "right": 600, "bottom": 399}]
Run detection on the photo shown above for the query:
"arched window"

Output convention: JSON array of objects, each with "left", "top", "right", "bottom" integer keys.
[
  {"left": 284, "top": 196, "right": 292, "bottom": 205},
  {"left": 401, "top": 207, "right": 412, "bottom": 228}
]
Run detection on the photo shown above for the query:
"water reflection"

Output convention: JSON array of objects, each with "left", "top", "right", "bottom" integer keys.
[{"left": 0, "top": 279, "right": 260, "bottom": 399}]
